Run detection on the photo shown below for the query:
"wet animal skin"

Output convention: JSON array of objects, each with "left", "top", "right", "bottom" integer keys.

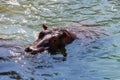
[{"left": 25, "top": 24, "right": 77, "bottom": 55}]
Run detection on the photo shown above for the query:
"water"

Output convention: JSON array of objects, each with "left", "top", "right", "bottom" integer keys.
[{"left": 0, "top": 0, "right": 120, "bottom": 80}]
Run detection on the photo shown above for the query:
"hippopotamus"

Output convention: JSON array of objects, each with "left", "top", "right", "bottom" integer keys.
[{"left": 25, "top": 24, "right": 77, "bottom": 55}]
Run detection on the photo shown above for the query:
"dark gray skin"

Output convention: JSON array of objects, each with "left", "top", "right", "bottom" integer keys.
[{"left": 25, "top": 24, "right": 77, "bottom": 56}]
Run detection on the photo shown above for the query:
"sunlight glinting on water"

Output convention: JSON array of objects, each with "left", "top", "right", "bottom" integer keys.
[
  {"left": 6, "top": 0, "right": 20, "bottom": 6},
  {"left": 17, "top": 28, "right": 27, "bottom": 34},
  {"left": 50, "top": 0, "right": 57, "bottom": 1},
  {"left": 111, "top": 6, "right": 118, "bottom": 11},
  {"left": 0, "top": 15, "right": 16, "bottom": 24}
]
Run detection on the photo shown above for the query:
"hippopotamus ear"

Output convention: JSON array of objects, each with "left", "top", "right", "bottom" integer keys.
[{"left": 42, "top": 24, "right": 48, "bottom": 30}]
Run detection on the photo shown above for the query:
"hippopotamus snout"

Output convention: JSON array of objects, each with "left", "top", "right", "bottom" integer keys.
[
  {"left": 25, "top": 38, "right": 50, "bottom": 54},
  {"left": 25, "top": 46, "right": 47, "bottom": 54}
]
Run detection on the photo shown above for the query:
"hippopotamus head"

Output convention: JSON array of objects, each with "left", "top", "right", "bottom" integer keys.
[{"left": 25, "top": 24, "right": 76, "bottom": 55}]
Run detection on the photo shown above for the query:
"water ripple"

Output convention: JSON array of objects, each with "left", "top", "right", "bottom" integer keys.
[{"left": 0, "top": 0, "right": 120, "bottom": 80}]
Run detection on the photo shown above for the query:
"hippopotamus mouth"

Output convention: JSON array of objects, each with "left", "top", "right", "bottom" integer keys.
[
  {"left": 25, "top": 46, "right": 48, "bottom": 54},
  {"left": 25, "top": 24, "right": 76, "bottom": 55}
]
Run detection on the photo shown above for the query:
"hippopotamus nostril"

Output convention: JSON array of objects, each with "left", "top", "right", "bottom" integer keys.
[{"left": 25, "top": 47, "right": 32, "bottom": 52}]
